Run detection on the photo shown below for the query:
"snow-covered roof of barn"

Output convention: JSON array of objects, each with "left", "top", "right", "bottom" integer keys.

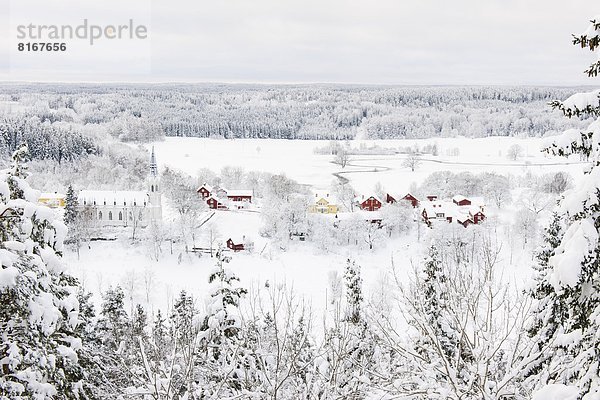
[
  {"left": 78, "top": 190, "right": 149, "bottom": 206},
  {"left": 206, "top": 195, "right": 226, "bottom": 203},
  {"left": 226, "top": 189, "right": 253, "bottom": 197},
  {"left": 468, "top": 197, "right": 486, "bottom": 207},
  {"left": 422, "top": 200, "right": 452, "bottom": 214},
  {"left": 198, "top": 183, "right": 213, "bottom": 192},
  {"left": 452, "top": 195, "right": 469, "bottom": 203},
  {"left": 227, "top": 235, "right": 247, "bottom": 244},
  {"left": 354, "top": 194, "right": 383, "bottom": 203}
]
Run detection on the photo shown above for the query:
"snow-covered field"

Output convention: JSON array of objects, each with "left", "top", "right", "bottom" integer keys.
[
  {"left": 149, "top": 136, "right": 587, "bottom": 193},
  {"left": 65, "top": 136, "right": 585, "bottom": 318}
]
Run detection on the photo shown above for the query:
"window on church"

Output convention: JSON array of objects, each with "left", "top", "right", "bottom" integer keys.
[
  {"left": 98, "top": 211, "right": 102, "bottom": 220},
  {"left": 134, "top": 201, "right": 137, "bottom": 206},
  {"left": 108, "top": 211, "right": 113, "bottom": 221},
  {"left": 119, "top": 211, "right": 123, "bottom": 221},
  {"left": 104, "top": 200, "right": 106, "bottom": 205},
  {"left": 114, "top": 200, "right": 116, "bottom": 205},
  {"left": 151, "top": 185, "right": 154, "bottom": 192},
  {"left": 129, "top": 212, "right": 133, "bottom": 221}
]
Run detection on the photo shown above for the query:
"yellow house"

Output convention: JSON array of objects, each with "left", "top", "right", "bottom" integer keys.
[
  {"left": 308, "top": 194, "right": 339, "bottom": 214},
  {"left": 38, "top": 192, "right": 66, "bottom": 208}
]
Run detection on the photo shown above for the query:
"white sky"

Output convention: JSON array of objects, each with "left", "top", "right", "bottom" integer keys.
[{"left": 0, "top": 0, "right": 598, "bottom": 85}]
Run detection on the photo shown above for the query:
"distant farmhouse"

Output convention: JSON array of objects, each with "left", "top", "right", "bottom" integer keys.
[
  {"left": 350, "top": 190, "right": 485, "bottom": 228},
  {"left": 386, "top": 193, "right": 420, "bottom": 208},
  {"left": 355, "top": 195, "right": 383, "bottom": 211},
  {"left": 308, "top": 193, "right": 339, "bottom": 214},
  {"left": 38, "top": 192, "right": 66, "bottom": 208},
  {"left": 421, "top": 194, "right": 485, "bottom": 227},
  {"left": 197, "top": 183, "right": 253, "bottom": 210}
]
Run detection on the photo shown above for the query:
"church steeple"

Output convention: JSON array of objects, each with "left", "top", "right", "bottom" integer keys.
[
  {"left": 147, "top": 146, "right": 162, "bottom": 222},
  {"left": 149, "top": 146, "right": 158, "bottom": 177}
]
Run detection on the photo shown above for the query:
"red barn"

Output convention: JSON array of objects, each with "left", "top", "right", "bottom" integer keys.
[
  {"left": 226, "top": 237, "right": 245, "bottom": 252},
  {"left": 402, "top": 193, "right": 420, "bottom": 208},
  {"left": 226, "top": 189, "right": 253, "bottom": 203},
  {"left": 206, "top": 196, "right": 228, "bottom": 210},
  {"left": 426, "top": 195, "right": 438, "bottom": 201},
  {"left": 470, "top": 210, "right": 485, "bottom": 224},
  {"left": 386, "top": 193, "right": 397, "bottom": 204},
  {"left": 453, "top": 195, "right": 472, "bottom": 207},
  {"left": 197, "top": 184, "right": 213, "bottom": 199},
  {"left": 457, "top": 217, "right": 472, "bottom": 228},
  {"left": 360, "top": 196, "right": 382, "bottom": 211}
]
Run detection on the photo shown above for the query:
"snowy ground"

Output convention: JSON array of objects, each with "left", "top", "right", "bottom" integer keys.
[
  {"left": 65, "top": 208, "right": 425, "bottom": 321},
  {"left": 65, "top": 136, "right": 583, "bottom": 321}
]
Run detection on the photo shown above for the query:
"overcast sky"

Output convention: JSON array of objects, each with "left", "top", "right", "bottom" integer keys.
[{"left": 0, "top": 0, "right": 598, "bottom": 85}]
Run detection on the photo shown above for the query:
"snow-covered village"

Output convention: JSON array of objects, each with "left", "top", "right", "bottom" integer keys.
[{"left": 1, "top": 2, "right": 600, "bottom": 400}]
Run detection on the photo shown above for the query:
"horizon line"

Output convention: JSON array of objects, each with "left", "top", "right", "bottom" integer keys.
[{"left": 0, "top": 80, "right": 597, "bottom": 88}]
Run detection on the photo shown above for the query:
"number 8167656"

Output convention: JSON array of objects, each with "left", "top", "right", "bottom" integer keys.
[{"left": 17, "top": 42, "right": 66, "bottom": 51}]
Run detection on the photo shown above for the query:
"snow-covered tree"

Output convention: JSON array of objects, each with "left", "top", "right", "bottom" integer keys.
[
  {"left": 321, "top": 260, "right": 379, "bottom": 399},
  {"left": 0, "top": 145, "right": 94, "bottom": 398},
  {"left": 380, "top": 227, "right": 535, "bottom": 399},
  {"left": 194, "top": 249, "right": 249, "bottom": 398},
  {"left": 527, "top": 17, "right": 600, "bottom": 399},
  {"left": 63, "top": 184, "right": 78, "bottom": 226},
  {"left": 344, "top": 259, "right": 363, "bottom": 324}
]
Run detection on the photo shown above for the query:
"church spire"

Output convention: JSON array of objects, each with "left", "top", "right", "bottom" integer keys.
[{"left": 149, "top": 146, "right": 158, "bottom": 177}]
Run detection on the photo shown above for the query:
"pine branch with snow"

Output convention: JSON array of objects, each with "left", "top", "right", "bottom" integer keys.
[{"left": 528, "top": 16, "right": 600, "bottom": 400}]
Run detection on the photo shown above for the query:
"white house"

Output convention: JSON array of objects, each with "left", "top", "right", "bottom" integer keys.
[{"left": 78, "top": 147, "right": 162, "bottom": 228}]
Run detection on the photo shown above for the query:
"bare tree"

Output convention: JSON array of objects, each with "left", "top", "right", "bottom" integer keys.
[
  {"left": 331, "top": 180, "right": 356, "bottom": 212},
  {"left": 129, "top": 208, "right": 144, "bottom": 242},
  {"left": 334, "top": 148, "right": 351, "bottom": 168},
  {"left": 208, "top": 222, "right": 221, "bottom": 257},
  {"left": 402, "top": 152, "right": 422, "bottom": 172},
  {"left": 373, "top": 227, "right": 542, "bottom": 399},
  {"left": 244, "top": 283, "right": 319, "bottom": 399},
  {"left": 147, "top": 220, "right": 164, "bottom": 261},
  {"left": 67, "top": 205, "right": 96, "bottom": 259},
  {"left": 506, "top": 143, "right": 524, "bottom": 161}
]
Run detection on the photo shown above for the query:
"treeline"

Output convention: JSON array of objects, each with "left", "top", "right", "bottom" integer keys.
[{"left": 0, "top": 84, "right": 592, "bottom": 141}]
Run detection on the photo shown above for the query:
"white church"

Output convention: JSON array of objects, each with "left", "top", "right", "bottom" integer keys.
[{"left": 77, "top": 147, "right": 162, "bottom": 228}]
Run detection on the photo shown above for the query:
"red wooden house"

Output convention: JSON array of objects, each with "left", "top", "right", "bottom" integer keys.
[
  {"left": 387, "top": 193, "right": 420, "bottom": 208},
  {"left": 426, "top": 195, "right": 438, "bottom": 201},
  {"left": 457, "top": 216, "right": 473, "bottom": 228},
  {"left": 226, "top": 189, "right": 253, "bottom": 203},
  {"left": 470, "top": 210, "right": 485, "bottom": 224},
  {"left": 453, "top": 195, "right": 472, "bottom": 207},
  {"left": 197, "top": 184, "right": 213, "bottom": 199},
  {"left": 206, "top": 196, "right": 228, "bottom": 210},
  {"left": 226, "top": 237, "right": 245, "bottom": 252},
  {"left": 360, "top": 196, "right": 382, "bottom": 211},
  {"left": 402, "top": 193, "right": 419, "bottom": 208}
]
